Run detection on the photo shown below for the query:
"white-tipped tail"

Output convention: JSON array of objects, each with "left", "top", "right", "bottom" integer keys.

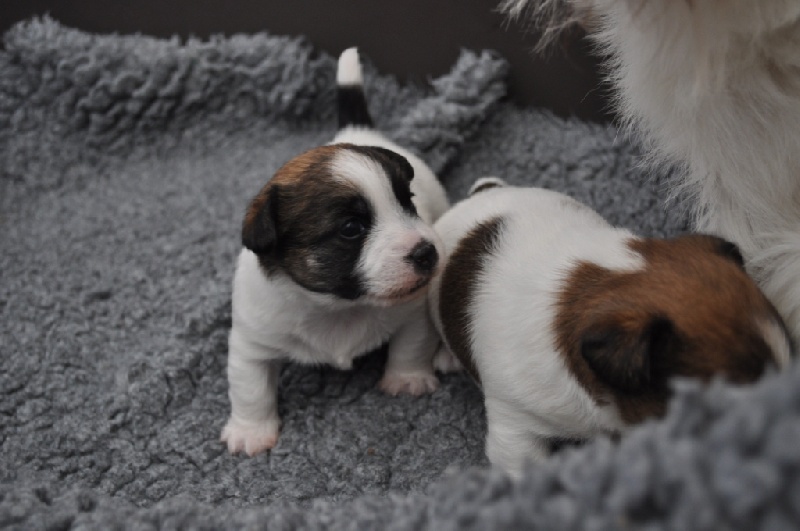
[
  {"left": 337, "top": 47, "right": 363, "bottom": 86},
  {"left": 336, "top": 47, "right": 373, "bottom": 129}
]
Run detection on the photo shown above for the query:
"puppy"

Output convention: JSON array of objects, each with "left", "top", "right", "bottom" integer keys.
[
  {"left": 500, "top": 0, "right": 800, "bottom": 345},
  {"left": 429, "top": 178, "right": 793, "bottom": 476},
  {"left": 221, "top": 48, "right": 449, "bottom": 456}
]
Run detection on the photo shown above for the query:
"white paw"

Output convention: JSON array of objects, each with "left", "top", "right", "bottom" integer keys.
[
  {"left": 220, "top": 416, "right": 281, "bottom": 456},
  {"left": 433, "top": 345, "right": 462, "bottom": 373},
  {"left": 379, "top": 370, "right": 439, "bottom": 396}
]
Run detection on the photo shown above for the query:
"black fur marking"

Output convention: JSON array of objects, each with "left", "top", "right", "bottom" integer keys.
[
  {"left": 580, "top": 316, "right": 677, "bottom": 394},
  {"left": 715, "top": 238, "right": 746, "bottom": 268},
  {"left": 338, "top": 86, "right": 374, "bottom": 129},
  {"left": 439, "top": 217, "right": 506, "bottom": 386},
  {"left": 346, "top": 145, "right": 418, "bottom": 217},
  {"left": 277, "top": 192, "right": 373, "bottom": 300}
]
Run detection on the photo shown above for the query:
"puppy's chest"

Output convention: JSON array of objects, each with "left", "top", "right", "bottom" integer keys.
[{"left": 283, "top": 306, "right": 401, "bottom": 368}]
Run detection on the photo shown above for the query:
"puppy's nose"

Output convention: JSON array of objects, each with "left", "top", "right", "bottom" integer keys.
[{"left": 407, "top": 240, "right": 438, "bottom": 274}]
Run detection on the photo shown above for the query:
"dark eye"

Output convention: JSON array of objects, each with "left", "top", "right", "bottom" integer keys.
[{"left": 339, "top": 219, "right": 366, "bottom": 239}]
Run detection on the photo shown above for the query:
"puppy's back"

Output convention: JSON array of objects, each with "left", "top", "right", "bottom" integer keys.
[{"left": 433, "top": 184, "right": 792, "bottom": 424}]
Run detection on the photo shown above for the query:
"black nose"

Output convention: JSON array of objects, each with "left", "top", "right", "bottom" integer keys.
[{"left": 407, "top": 241, "right": 439, "bottom": 274}]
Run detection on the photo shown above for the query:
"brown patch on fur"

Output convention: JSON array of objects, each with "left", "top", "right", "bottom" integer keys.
[
  {"left": 243, "top": 145, "right": 343, "bottom": 244},
  {"left": 555, "top": 234, "right": 784, "bottom": 424},
  {"left": 241, "top": 144, "right": 374, "bottom": 298},
  {"left": 439, "top": 218, "right": 506, "bottom": 386}
]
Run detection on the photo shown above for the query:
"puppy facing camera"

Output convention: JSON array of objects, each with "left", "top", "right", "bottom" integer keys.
[
  {"left": 221, "top": 48, "right": 450, "bottom": 456},
  {"left": 430, "top": 178, "right": 794, "bottom": 477}
]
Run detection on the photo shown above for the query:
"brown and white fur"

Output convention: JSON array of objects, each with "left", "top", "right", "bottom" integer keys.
[
  {"left": 430, "top": 178, "right": 793, "bottom": 476},
  {"left": 500, "top": 0, "right": 800, "bottom": 346},
  {"left": 221, "top": 48, "right": 450, "bottom": 456}
]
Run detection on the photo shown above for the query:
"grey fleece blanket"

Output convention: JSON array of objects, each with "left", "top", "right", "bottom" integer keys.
[{"left": 2, "top": 18, "right": 799, "bottom": 530}]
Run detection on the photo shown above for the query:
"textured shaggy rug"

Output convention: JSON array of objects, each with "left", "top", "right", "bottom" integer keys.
[{"left": 2, "top": 18, "right": 800, "bottom": 531}]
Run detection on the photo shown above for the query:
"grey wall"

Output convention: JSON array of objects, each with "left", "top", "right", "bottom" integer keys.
[{"left": 0, "top": 0, "right": 611, "bottom": 121}]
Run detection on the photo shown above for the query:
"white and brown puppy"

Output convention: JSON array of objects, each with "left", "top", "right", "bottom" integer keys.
[
  {"left": 430, "top": 178, "right": 793, "bottom": 477},
  {"left": 500, "top": 0, "right": 800, "bottom": 345},
  {"left": 221, "top": 48, "right": 449, "bottom": 456}
]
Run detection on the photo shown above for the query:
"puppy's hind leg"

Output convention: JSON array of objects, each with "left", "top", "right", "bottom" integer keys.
[
  {"left": 484, "top": 398, "right": 550, "bottom": 479},
  {"left": 379, "top": 305, "right": 440, "bottom": 396},
  {"left": 433, "top": 343, "right": 463, "bottom": 373}
]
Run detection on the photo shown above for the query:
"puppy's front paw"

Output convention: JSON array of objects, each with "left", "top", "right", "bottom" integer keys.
[
  {"left": 220, "top": 417, "right": 280, "bottom": 456},
  {"left": 379, "top": 371, "right": 439, "bottom": 396},
  {"left": 433, "top": 346, "right": 462, "bottom": 373}
]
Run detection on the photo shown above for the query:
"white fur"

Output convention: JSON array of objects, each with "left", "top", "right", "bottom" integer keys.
[
  {"left": 337, "top": 47, "right": 363, "bottom": 86},
  {"left": 503, "top": 0, "right": 800, "bottom": 343},
  {"left": 221, "top": 51, "right": 450, "bottom": 456},
  {"left": 430, "top": 184, "right": 640, "bottom": 476},
  {"left": 757, "top": 317, "right": 793, "bottom": 370}
]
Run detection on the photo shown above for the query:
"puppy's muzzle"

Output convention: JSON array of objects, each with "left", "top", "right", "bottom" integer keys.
[{"left": 406, "top": 240, "right": 439, "bottom": 275}]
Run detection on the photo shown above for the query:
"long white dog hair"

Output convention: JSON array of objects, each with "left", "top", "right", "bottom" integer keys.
[{"left": 500, "top": 0, "right": 800, "bottom": 343}]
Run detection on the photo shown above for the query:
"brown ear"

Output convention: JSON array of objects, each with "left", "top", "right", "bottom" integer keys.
[
  {"left": 242, "top": 185, "right": 280, "bottom": 255},
  {"left": 710, "top": 236, "right": 745, "bottom": 268},
  {"left": 581, "top": 316, "right": 676, "bottom": 393},
  {"left": 678, "top": 234, "right": 746, "bottom": 268}
]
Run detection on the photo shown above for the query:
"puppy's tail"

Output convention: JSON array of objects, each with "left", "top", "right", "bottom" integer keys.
[
  {"left": 337, "top": 47, "right": 374, "bottom": 129},
  {"left": 469, "top": 177, "right": 508, "bottom": 196}
]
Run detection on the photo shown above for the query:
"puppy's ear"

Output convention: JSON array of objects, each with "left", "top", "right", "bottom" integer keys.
[
  {"left": 681, "top": 234, "right": 746, "bottom": 268},
  {"left": 581, "top": 316, "right": 676, "bottom": 393},
  {"left": 370, "top": 146, "right": 414, "bottom": 183},
  {"left": 242, "top": 185, "right": 280, "bottom": 255},
  {"left": 713, "top": 237, "right": 745, "bottom": 268}
]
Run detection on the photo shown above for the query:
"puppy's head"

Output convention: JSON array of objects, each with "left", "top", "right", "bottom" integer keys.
[
  {"left": 242, "top": 143, "right": 441, "bottom": 305},
  {"left": 556, "top": 234, "right": 794, "bottom": 424}
]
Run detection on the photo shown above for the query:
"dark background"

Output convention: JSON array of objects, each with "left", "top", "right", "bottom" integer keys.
[{"left": 0, "top": 0, "right": 611, "bottom": 121}]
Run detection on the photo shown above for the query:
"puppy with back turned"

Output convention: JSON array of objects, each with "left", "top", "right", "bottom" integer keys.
[
  {"left": 221, "top": 48, "right": 449, "bottom": 456},
  {"left": 430, "top": 178, "right": 793, "bottom": 477}
]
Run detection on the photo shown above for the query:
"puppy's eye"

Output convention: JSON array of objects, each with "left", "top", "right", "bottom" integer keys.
[{"left": 340, "top": 219, "right": 366, "bottom": 239}]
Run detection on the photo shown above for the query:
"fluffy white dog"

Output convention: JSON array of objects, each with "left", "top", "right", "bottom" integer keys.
[{"left": 501, "top": 0, "right": 800, "bottom": 343}]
